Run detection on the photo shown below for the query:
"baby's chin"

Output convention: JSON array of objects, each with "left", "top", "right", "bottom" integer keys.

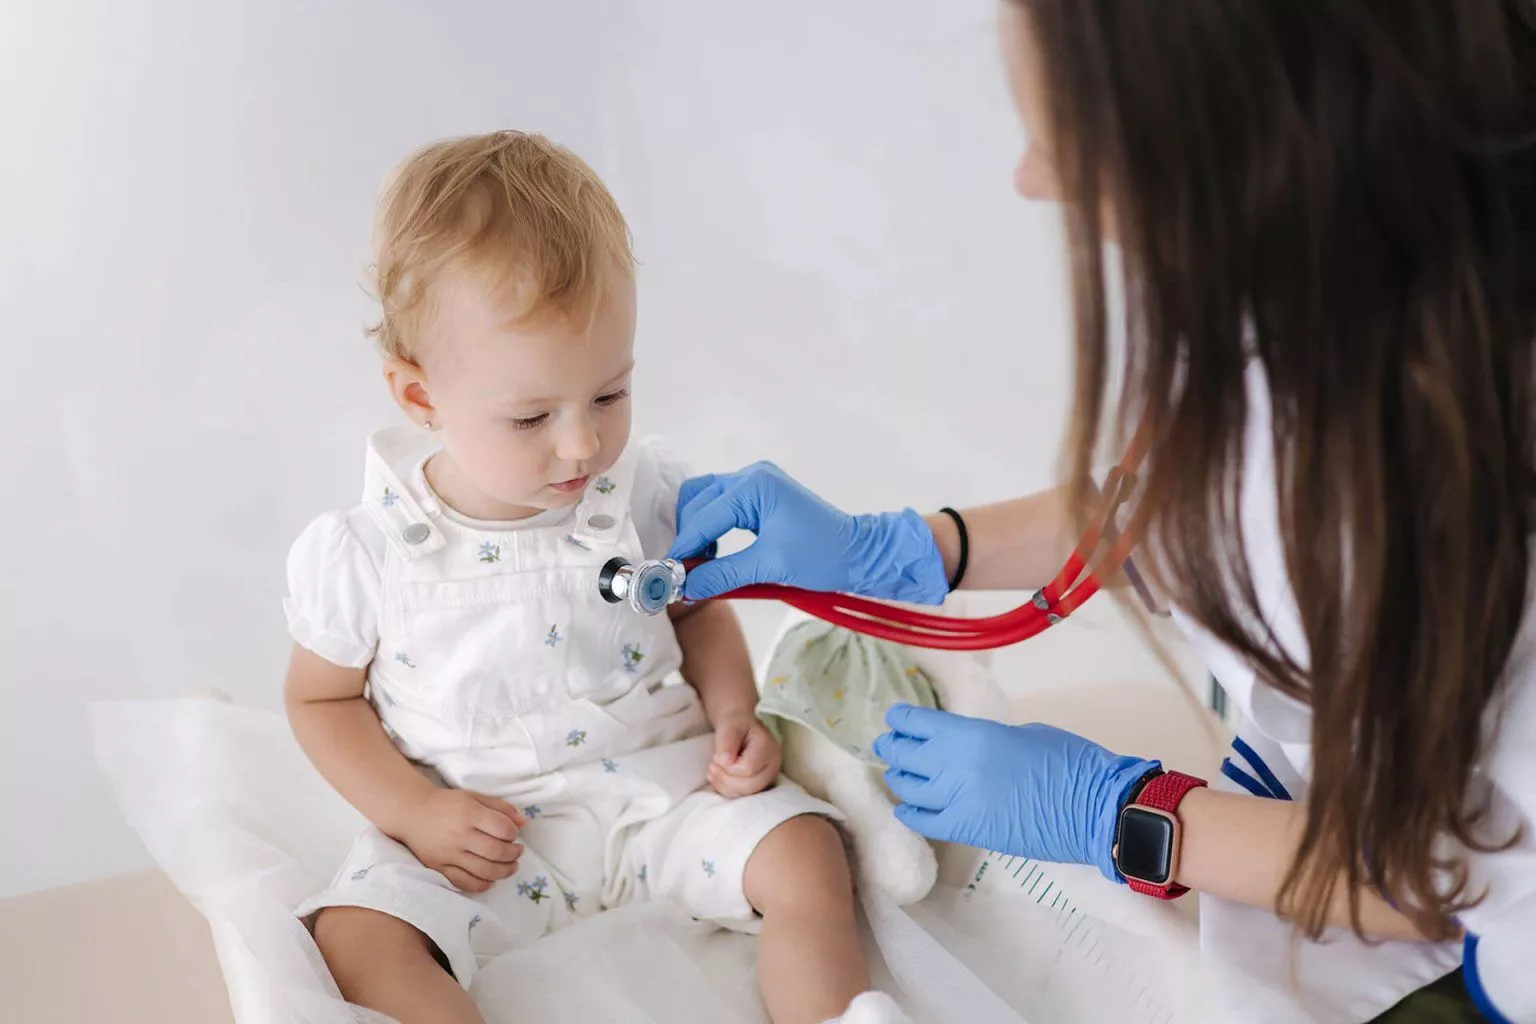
[
  {"left": 538, "top": 485, "right": 587, "bottom": 509},
  {"left": 459, "top": 483, "right": 582, "bottom": 520}
]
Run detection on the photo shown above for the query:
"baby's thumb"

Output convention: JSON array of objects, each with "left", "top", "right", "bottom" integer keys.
[
  {"left": 730, "top": 723, "right": 775, "bottom": 775},
  {"left": 714, "top": 719, "right": 748, "bottom": 765}
]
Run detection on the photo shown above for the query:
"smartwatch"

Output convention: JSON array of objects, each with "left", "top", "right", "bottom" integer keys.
[{"left": 1112, "top": 769, "right": 1208, "bottom": 899}]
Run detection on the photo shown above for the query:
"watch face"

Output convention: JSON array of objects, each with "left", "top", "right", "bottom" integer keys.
[{"left": 1118, "top": 807, "right": 1175, "bottom": 884}]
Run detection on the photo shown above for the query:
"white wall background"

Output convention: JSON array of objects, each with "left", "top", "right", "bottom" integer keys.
[{"left": 0, "top": 0, "right": 1147, "bottom": 898}]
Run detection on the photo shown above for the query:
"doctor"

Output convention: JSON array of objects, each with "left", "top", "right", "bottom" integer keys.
[{"left": 668, "top": 2, "right": 1536, "bottom": 1022}]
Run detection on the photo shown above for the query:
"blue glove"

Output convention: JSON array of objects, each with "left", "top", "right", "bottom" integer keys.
[
  {"left": 872, "top": 704, "right": 1160, "bottom": 882},
  {"left": 666, "top": 462, "right": 950, "bottom": 604}
]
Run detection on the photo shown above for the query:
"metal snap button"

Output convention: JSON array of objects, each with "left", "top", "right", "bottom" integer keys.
[
  {"left": 402, "top": 522, "right": 431, "bottom": 545},
  {"left": 587, "top": 514, "right": 616, "bottom": 531}
]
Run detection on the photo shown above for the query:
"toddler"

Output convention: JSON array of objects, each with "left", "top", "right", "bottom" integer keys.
[{"left": 283, "top": 132, "right": 901, "bottom": 1024}]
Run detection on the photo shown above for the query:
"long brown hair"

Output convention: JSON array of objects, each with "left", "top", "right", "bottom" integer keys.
[{"left": 1017, "top": 0, "right": 1536, "bottom": 938}]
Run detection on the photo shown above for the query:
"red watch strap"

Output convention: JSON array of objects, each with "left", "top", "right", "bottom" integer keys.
[{"left": 1125, "top": 770, "right": 1207, "bottom": 899}]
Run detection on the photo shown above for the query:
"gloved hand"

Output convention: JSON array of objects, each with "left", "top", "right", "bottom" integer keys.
[
  {"left": 666, "top": 461, "right": 950, "bottom": 604},
  {"left": 872, "top": 704, "right": 1159, "bottom": 882}
]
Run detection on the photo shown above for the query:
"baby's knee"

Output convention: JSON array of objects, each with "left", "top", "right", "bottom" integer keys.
[
  {"left": 312, "top": 906, "right": 441, "bottom": 990},
  {"left": 746, "top": 814, "right": 854, "bottom": 914}
]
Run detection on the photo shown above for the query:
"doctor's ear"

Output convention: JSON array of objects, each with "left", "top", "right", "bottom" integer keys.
[{"left": 383, "top": 357, "right": 438, "bottom": 431}]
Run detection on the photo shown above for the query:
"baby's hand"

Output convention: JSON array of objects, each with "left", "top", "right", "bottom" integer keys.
[
  {"left": 398, "top": 789, "right": 527, "bottom": 893},
  {"left": 708, "top": 711, "right": 781, "bottom": 798}
]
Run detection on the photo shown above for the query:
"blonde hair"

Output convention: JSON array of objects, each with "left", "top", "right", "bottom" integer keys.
[{"left": 367, "top": 131, "right": 633, "bottom": 359}]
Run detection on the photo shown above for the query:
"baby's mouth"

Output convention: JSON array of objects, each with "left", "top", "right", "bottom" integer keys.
[{"left": 549, "top": 475, "right": 590, "bottom": 494}]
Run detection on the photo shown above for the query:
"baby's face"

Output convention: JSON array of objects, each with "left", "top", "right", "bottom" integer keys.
[{"left": 408, "top": 268, "right": 636, "bottom": 519}]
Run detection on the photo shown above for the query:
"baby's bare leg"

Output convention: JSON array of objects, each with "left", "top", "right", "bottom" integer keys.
[
  {"left": 744, "top": 815, "right": 868, "bottom": 1024},
  {"left": 312, "top": 906, "right": 483, "bottom": 1024}
]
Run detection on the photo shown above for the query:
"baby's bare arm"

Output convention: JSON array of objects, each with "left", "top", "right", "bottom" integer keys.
[
  {"left": 671, "top": 601, "right": 781, "bottom": 796},
  {"left": 669, "top": 601, "right": 758, "bottom": 723},
  {"left": 283, "top": 644, "right": 437, "bottom": 840},
  {"left": 286, "top": 645, "right": 525, "bottom": 891}
]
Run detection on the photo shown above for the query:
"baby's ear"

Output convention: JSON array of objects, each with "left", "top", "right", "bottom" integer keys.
[{"left": 383, "top": 357, "right": 436, "bottom": 430}]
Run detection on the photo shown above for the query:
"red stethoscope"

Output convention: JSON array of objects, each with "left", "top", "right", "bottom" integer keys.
[{"left": 599, "top": 433, "right": 1153, "bottom": 651}]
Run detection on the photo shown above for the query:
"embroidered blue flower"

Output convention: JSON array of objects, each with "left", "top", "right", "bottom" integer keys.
[
  {"left": 380, "top": 487, "right": 399, "bottom": 508},
  {"left": 566, "top": 729, "right": 587, "bottom": 748},
  {"left": 602, "top": 759, "right": 619, "bottom": 773},
  {"left": 594, "top": 476, "right": 616, "bottom": 495},
  {"left": 478, "top": 541, "right": 502, "bottom": 564},
  {"left": 350, "top": 866, "right": 373, "bottom": 882},
  {"left": 620, "top": 643, "right": 645, "bottom": 674},
  {"left": 394, "top": 651, "right": 416, "bottom": 669},
  {"left": 468, "top": 914, "right": 483, "bottom": 935},
  {"left": 636, "top": 865, "right": 647, "bottom": 883},
  {"left": 517, "top": 876, "right": 550, "bottom": 904},
  {"left": 702, "top": 860, "right": 716, "bottom": 878},
  {"left": 523, "top": 804, "right": 542, "bottom": 820},
  {"left": 564, "top": 534, "right": 592, "bottom": 551},
  {"left": 563, "top": 890, "right": 579, "bottom": 912},
  {"left": 545, "top": 625, "right": 562, "bottom": 648}
]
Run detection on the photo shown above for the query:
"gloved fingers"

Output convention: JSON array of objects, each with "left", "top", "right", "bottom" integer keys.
[
  {"left": 871, "top": 731, "right": 941, "bottom": 778},
  {"left": 883, "top": 768, "right": 950, "bottom": 811},
  {"left": 667, "top": 487, "right": 760, "bottom": 563},
  {"left": 671, "top": 483, "right": 725, "bottom": 566},
  {"left": 674, "top": 477, "right": 726, "bottom": 536},
  {"left": 884, "top": 703, "right": 966, "bottom": 741},
  {"left": 674, "top": 473, "right": 723, "bottom": 517},
  {"left": 677, "top": 550, "right": 761, "bottom": 600}
]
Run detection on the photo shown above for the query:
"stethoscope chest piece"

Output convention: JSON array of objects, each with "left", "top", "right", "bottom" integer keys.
[{"left": 598, "top": 557, "right": 687, "bottom": 616}]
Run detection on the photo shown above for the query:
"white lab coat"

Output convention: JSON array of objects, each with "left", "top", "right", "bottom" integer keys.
[{"left": 1173, "top": 364, "right": 1536, "bottom": 1023}]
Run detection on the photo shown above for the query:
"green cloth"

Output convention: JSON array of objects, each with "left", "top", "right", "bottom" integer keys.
[
  {"left": 1368, "top": 970, "right": 1483, "bottom": 1023},
  {"left": 757, "top": 619, "right": 939, "bottom": 766}
]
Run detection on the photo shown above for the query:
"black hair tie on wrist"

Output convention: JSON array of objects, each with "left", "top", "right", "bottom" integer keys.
[{"left": 938, "top": 507, "right": 970, "bottom": 592}]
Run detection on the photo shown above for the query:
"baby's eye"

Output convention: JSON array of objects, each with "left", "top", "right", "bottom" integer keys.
[
  {"left": 595, "top": 388, "right": 630, "bottom": 407},
  {"left": 510, "top": 414, "right": 548, "bottom": 431}
]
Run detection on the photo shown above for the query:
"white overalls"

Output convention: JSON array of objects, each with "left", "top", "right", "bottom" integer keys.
[
  {"left": 1178, "top": 365, "right": 1536, "bottom": 1023},
  {"left": 284, "top": 428, "right": 837, "bottom": 987}
]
